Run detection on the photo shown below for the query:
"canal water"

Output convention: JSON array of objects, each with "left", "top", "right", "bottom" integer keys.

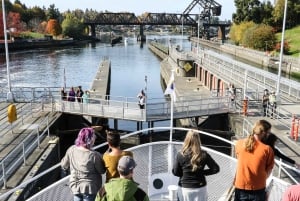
[{"left": 0, "top": 34, "right": 190, "bottom": 131}]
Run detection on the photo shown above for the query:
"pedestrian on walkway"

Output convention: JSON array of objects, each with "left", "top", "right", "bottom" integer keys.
[
  {"left": 262, "top": 89, "right": 269, "bottom": 116},
  {"left": 234, "top": 119, "right": 274, "bottom": 201},
  {"left": 269, "top": 91, "right": 277, "bottom": 118},
  {"left": 61, "top": 128, "right": 106, "bottom": 201},
  {"left": 82, "top": 90, "right": 90, "bottom": 104},
  {"left": 76, "top": 86, "right": 84, "bottom": 103},
  {"left": 137, "top": 89, "right": 146, "bottom": 109},
  {"left": 228, "top": 84, "right": 236, "bottom": 107}
]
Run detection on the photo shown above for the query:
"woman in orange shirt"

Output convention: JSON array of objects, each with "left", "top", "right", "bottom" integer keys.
[{"left": 234, "top": 119, "right": 274, "bottom": 201}]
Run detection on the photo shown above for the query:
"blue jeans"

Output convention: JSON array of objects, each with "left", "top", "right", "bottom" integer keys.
[
  {"left": 234, "top": 188, "right": 266, "bottom": 201},
  {"left": 74, "top": 194, "right": 96, "bottom": 201}
]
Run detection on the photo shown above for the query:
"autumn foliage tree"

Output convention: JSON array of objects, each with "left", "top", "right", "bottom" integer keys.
[
  {"left": 46, "top": 19, "right": 62, "bottom": 38},
  {"left": 7, "top": 12, "right": 23, "bottom": 36}
]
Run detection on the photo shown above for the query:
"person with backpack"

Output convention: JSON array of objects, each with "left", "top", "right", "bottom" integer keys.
[{"left": 95, "top": 156, "right": 149, "bottom": 201}]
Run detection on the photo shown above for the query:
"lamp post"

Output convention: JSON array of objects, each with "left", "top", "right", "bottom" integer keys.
[
  {"left": 2, "top": 0, "right": 14, "bottom": 102},
  {"left": 276, "top": 0, "right": 288, "bottom": 98}
]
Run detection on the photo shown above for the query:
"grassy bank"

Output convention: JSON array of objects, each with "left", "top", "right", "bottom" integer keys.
[{"left": 276, "top": 25, "right": 300, "bottom": 57}]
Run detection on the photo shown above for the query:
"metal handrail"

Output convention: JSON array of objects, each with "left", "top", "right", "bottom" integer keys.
[
  {"left": 50, "top": 95, "right": 231, "bottom": 121},
  {"left": 0, "top": 115, "right": 50, "bottom": 188}
]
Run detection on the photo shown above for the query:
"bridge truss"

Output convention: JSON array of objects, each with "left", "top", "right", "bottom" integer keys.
[{"left": 83, "top": 0, "right": 228, "bottom": 40}]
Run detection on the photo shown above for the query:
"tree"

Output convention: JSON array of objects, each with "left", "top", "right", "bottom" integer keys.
[
  {"left": 7, "top": 11, "right": 24, "bottom": 36},
  {"left": 273, "top": 0, "right": 300, "bottom": 29},
  {"left": 46, "top": 19, "right": 62, "bottom": 37},
  {"left": 273, "top": 0, "right": 285, "bottom": 27},
  {"left": 242, "top": 24, "right": 276, "bottom": 50},
  {"left": 233, "top": 0, "right": 263, "bottom": 24},
  {"left": 260, "top": 1, "right": 274, "bottom": 25},
  {"left": 61, "top": 13, "right": 85, "bottom": 39},
  {"left": 229, "top": 21, "right": 255, "bottom": 45},
  {"left": 46, "top": 4, "right": 61, "bottom": 21}
]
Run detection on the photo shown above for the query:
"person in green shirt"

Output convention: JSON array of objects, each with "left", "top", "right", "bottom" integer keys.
[{"left": 95, "top": 156, "right": 149, "bottom": 201}]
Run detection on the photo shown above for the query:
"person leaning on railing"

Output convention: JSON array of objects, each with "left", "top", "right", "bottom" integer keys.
[
  {"left": 234, "top": 119, "right": 274, "bottom": 201},
  {"left": 103, "top": 131, "right": 133, "bottom": 182},
  {"left": 61, "top": 128, "right": 106, "bottom": 201},
  {"left": 262, "top": 132, "right": 300, "bottom": 169}
]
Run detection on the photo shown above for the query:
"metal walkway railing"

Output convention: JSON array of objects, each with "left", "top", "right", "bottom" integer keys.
[
  {"left": 50, "top": 95, "right": 232, "bottom": 121},
  {"left": 191, "top": 49, "right": 300, "bottom": 103}
]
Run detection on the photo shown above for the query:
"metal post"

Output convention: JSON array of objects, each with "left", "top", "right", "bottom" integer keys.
[
  {"left": 2, "top": 0, "right": 14, "bottom": 102},
  {"left": 243, "top": 70, "right": 248, "bottom": 99},
  {"left": 181, "top": 15, "right": 183, "bottom": 50},
  {"left": 197, "top": 12, "right": 200, "bottom": 55},
  {"left": 2, "top": 162, "right": 7, "bottom": 189},
  {"left": 47, "top": 117, "right": 50, "bottom": 137},
  {"left": 276, "top": 0, "right": 288, "bottom": 99},
  {"left": 37, "top": 128, "right": 40, "bottom": 148},
  {"left": 23, "top": 143, "right": 26, "bottom": 166},
  {"left": 145, "top": 75, "right": 147, "bottom": 116}
]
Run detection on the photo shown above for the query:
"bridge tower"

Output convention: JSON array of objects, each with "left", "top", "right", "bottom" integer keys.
[{"left": 183, "top": 0, "right": 222, "bottom": 39}]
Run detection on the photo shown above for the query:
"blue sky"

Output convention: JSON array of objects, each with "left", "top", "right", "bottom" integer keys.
[{"left": 20, "top": 0, "right": 235, "bottom": 20}]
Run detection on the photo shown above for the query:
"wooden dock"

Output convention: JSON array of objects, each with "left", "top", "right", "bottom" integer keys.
[{"left": 0, "top": 102, "right": 61, "bottom": 194}]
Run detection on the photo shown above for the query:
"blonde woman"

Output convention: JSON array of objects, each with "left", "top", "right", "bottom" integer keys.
[
  {"left": 172, "top": 129, "right": 220, "bottom": 201},
  {"left": 234, "top": 119, "right": 274, "bottom": 201}
]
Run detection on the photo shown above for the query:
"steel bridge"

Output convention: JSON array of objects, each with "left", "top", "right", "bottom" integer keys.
[{"left": 83, "top": 0, "right": 230, "bottom": 41}]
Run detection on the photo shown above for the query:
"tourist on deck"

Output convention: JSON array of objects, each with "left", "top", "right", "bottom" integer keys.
[
  {"left": 269, "top": 91, "right": 277, "bottom": 118},
  {"left": 61, "top": 128, "right": 106, "bottom": 201},
  {"left": 234, "top": 119, "right": 274, "bottom": 201},
  {"left": 95, "top": 156, "right": 149, "bottom": 201},
  {"left": 262, "top": 133, "right": 300, "bottom": 169},
  {"left": 262, "top": 89, "right": 269, "bottom": 116},
  {"left": 282, "top": 184, "right": 300, "bottom": 201},
  {"left": 103, "top": 131, "right": 133, "bottom": 182},
  {"left": 172, "top": 129, "right": 220, "bottom": 201},
  {"left": 137, "top": 89, "right": 146, "bottom": 109}
]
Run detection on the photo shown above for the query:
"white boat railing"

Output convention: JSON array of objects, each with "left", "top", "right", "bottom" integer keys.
[{"left": 0, "top": 127, "right": 298, "bottom": 201}]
